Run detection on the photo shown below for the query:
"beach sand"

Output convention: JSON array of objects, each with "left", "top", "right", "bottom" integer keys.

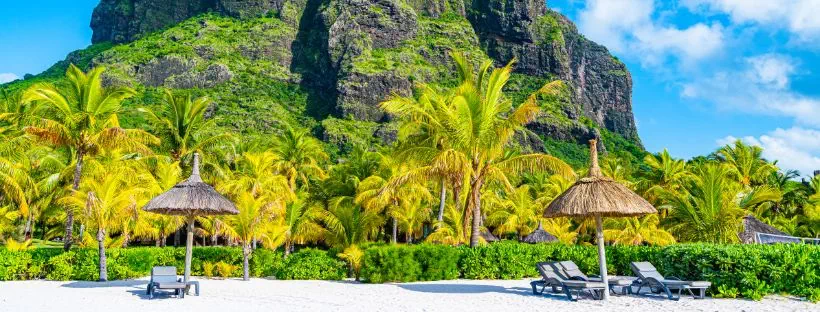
[{"left": 0, "top": 278, "right": 813, "bottom": 312}]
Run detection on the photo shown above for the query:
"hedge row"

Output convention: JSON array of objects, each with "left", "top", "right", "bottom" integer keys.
[
  {"left": 2, "top": 242, "right": 818, "bottom": 301},
  {"left": 0, "top": 247, "right": 345, "bottom": 281},
  {"left": 361, "top": 242, "right": 820, "bottom": 301}
]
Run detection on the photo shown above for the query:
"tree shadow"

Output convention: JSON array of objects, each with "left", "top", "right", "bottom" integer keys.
[
  {"left": 62, "top": 279, "right": 148, "bottom": 288},
  {"left": 395, "top": 283, "right": 533, "bottom": 298}
]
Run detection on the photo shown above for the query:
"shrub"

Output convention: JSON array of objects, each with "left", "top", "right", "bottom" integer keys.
[
  {"left": 361, "top": 242, "right": 820, "bottom": 301},
  {"left": 361, "top": 245, "right": 420, "bottom": 283},
  {"left": 249, "top": 248, "right": 283, "bottom": 278},
  {"left": 276, "top": 248, "right": 345, "bottom": 280},
  {"left": 203, "top": 262, "right": 215, "bottom": 278},
  {"left": 215, "top": 261, "right": 236, "bottom": 278},
  {"left": 0, "top": 250, "right": 32, "bottom": 280}
]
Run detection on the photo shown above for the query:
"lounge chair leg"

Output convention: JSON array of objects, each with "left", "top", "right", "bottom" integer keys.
[
  {"left": 531, "top": 282, "right": 539, "bottom": 295},
  {"left": 564, "top": 288, "right": 576, "bottom": 302},
  {"left": 663, "top": 286, "right": 679, "bottom": 301}
]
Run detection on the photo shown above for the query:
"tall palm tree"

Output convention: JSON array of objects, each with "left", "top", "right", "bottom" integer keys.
[
  {"left": 539, "top": 217, "right": 577, "bottom": 244},
  {"left": 270, "top": 126, "right": 328, "bottom": 192},
  {"left": 321, "top": 196, "right": 383, "bottom": 248},
  {"left": 382, "top": 84, "right": 457, "bottom": 222},
  {"left": 638, "top": 149, "right": 691, "bottom": 208},
  {"left": 663, "top": 163, "right": 779, "bottom": 243},
  {"left": 220, "top": 152, "right": 292, "bottom": 199},
  {"left": 60, "top": 170, "right": 142, "bottom": 281},
  {"left": 717, "top": 140, "right": 777, "bottom": 187},
  {"left": 426, "top": 203, "right": 468, "bottom": 245},
  {"left": 486, "top": 185, "right": 538, "bottom": 240},
  {"left": 23, "top": 64, "right": 158, "bottom": 250},
  {"left": 356, "top": 152, "right": 432, "bottom": 243},
  {"left": 222, "top": 192, "right": 274, "bottom": 280},
  {"left": 603, "top": 214, "right": 675, "bottom": 246},
  {"left": 139, "top": 89, "right": 231, "bottom": 161},
  {"left": 383, "top": 52, "right": 574, "bottom": 247},
  {"left": 264, "top": 193, "right": 325, "bottom": 256}
]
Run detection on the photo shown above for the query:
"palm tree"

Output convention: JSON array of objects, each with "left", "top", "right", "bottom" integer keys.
[
  {"left": 220, "top": 152, "right": 292, "bottom": 199},
  {"left": 539, "top": 217, "right": 577, "bottom": 244},
  {"left": 356, "top": 152, "right": 432, "bottom": 243},
  {"left": 60, "top": 170, "right": 141, "bottom": 281},
  {"left": 382, "top": 84, "right": 457, "bottom": 223},
  {"left": 264, "top": 193, "right": 325, "bottom": 256},
  {"left": 663, "top": 163, "right": 779, "bottom": 243},
  {"left": 23, "top": 64, "right": 158, "bottom": 250},
  {"left": 382, "top": 52, "right": 574, "bottom": 247},
  {"left": 0, "top": 205, "right": 20, "bottom": 242},
  {"left": 321, "top": 196, "right": 383, "bottom": 248},
  {"left": 638, "top": 149, "right": 691, "bottom": 208},
  {"left": 486, "top": 185, "right": 538, "bottom": 240},
  {"left": 426, "top": 203, "right": 468, "bottom": 245},
  {"left": 222, "top": 192, "right": 273, "bottom": 281},
  {"left": 603, "top": 214, "right": 675, "bottom": 246},
  {"left": 717, "top": 140, "right": 777, "bottom": 187},
  {"left": 139, "top": 89, "right": 231, "bottom": 161},
  {"left": 390, "top": 196, "right": 432, "bottom": 243},
  {"left": 270, "top": 126, "right": 328, "bottom": 191}
]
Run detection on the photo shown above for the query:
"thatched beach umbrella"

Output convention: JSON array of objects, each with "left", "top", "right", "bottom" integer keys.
[
  {"left": 544, "top": 140, "right": 656, "bottom": 300},
  {"left": 144, "top": 153, "right": 238, "bottom": 285},
  {"left": 521, "top": 222, "right": 558, "bottom": 244}
]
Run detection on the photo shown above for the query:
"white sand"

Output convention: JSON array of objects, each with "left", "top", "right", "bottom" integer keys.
[{"left": 0, "top": 278, "right": 813, "bottom": 312}]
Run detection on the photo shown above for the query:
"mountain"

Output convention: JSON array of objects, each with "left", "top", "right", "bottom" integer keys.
[{"left": 2, "top": 0, "right": 643, "bottom": 166}]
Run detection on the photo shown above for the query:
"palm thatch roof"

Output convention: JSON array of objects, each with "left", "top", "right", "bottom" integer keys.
[
  {"left": 143, "top": 154, "right": 238, "bottom": 216},
  {"left": 521, "top": 222, "right": 558, "bottom": 244},
  {"left": 544, "top": 140, "right": 657, "bottom": 218},
  {"left": 738, "top": 215, "right": 787, "bottom": 244}
]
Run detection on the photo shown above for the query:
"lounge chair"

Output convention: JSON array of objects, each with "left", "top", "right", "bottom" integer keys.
[
  {"left": 630, "top": 262, "right": 711, "bottom": 300},
  {"left": 555, "top": 261, "right": 635, "bottom": 295},
  {"left": 146, "top": 266, "right": 188, "bottom": 299},
  {"left": 529, "top": 262, "right": 607, "bottom": 301}
]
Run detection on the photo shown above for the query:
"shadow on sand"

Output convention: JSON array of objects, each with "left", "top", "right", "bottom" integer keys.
[
  {"left": 396, "top": 284, "right": 534, "bottom": 298},
  {"left": 62, "top": 279, "right": 147, "bottom": 288}
]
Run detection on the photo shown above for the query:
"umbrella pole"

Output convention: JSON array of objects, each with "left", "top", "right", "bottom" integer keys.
[
  {"left": 595, "top": 214, "right": 609, "bottom": 300},
  {"left": 184, "top": 216, "right": 194, "bottom": 285}
]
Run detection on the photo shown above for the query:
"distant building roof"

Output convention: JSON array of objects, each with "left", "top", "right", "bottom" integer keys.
[{"left": 738, "top": 215, "right": 787, "bottom": 244}]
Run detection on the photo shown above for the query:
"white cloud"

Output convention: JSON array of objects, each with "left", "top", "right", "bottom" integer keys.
[
  {"left": 578, "top": 0, "right": 724, "bottom": 66},
  {"left": 682, "top": 54, "right": 820, "bottom": 127},
  {"left": 718, "top": 127, "right": 820, "bottom": 177},
  {"left": 0, "top": 73, "right": 19, "bottom": 84},
  {"left": 684, "top": 0, "right": 820, "bottom": 44}
]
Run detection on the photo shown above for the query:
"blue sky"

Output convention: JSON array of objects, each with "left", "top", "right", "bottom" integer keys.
[{"left": 1, "top": 0, "right": 819, "bottom": 176}]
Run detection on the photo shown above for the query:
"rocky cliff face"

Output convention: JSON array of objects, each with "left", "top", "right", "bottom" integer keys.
[{"left": 79, "top": 0, "right": 641, "bottom": 154}]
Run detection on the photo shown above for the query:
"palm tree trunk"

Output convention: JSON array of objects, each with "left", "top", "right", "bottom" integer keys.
[
  {"left": 24, "top": 211, "right": 33, "bottom": 240},
  {"left": 437, "top": 178, "right": 446, "bottom": 222},
  {"left": 284, "top": 241, "right": 292, "bottom": 258},
  {"left": 97, "top": 228, "right": 107, "bottom": 282},
  {"left": 469, "top": 179, "right": 482, "bottom": 248},
  {"left": 122, "top": 231, "right": 130, "bottom": 248},
  {"left": 65, "top": 149, "right": 84, "bottom": 251},
  {"left": 391, "top": 218, "right": 398, "bottom": 244},
  {"left": 242, "top": 243, "right": 251, "bottom": 281}
]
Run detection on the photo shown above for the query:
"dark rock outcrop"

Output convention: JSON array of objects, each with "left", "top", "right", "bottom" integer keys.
[{"left": 86, "top": 0, "right": 642, "bottom": 149}]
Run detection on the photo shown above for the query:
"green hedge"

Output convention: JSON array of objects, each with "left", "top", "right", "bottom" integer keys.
[
  {"left": 362, "top": 241, "right": 820, "bottom": 301},
  {"left": 0, "top": 247, "right": 339, "bottom": 281},
  {"left": 3, "top": 243, "right": 819, "bottom": 301}
]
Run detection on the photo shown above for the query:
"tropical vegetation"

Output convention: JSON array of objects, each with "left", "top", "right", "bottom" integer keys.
[{"left": 0, "top": 52, "right": 818, "bottom": 298}]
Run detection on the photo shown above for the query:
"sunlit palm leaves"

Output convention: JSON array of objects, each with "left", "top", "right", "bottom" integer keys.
[
  {"left": 139, "top": 89, "right": 232, "bottom": 161},
  {"left": 604, "top": 214, "right": 675, "bottom": 246}
]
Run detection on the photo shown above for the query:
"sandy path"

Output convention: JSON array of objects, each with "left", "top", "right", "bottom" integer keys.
[{"left": 0, "top": 278, "right": 813, "bottom": 312}]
